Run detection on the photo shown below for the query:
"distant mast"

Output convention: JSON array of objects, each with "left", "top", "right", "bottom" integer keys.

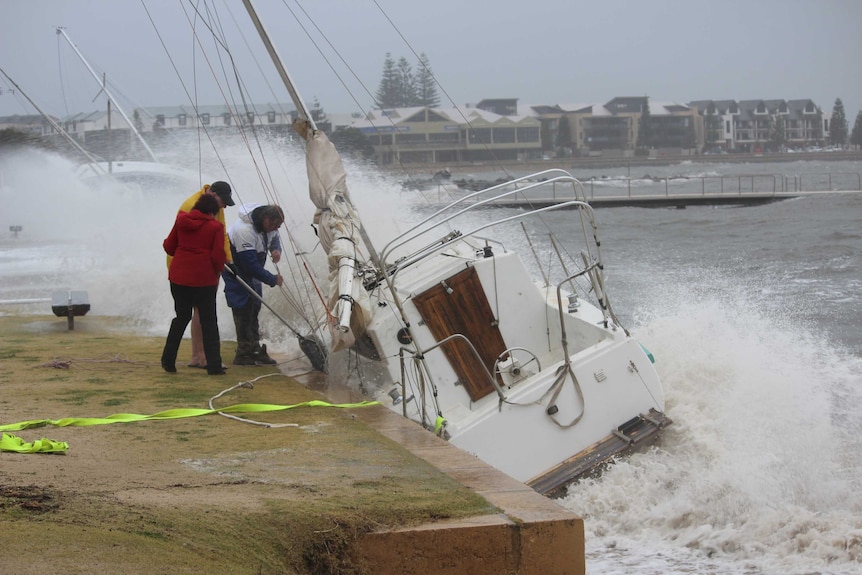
[{"left": 55, "top": 27, "right": 159, "bottom": 163}]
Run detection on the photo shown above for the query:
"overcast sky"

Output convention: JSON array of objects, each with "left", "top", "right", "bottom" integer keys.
[{"left": 1, "top": 0, "right": 860, "bottom": 124}]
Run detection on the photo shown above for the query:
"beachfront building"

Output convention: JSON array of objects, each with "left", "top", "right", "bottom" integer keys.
[
  {"left": 5, "top": 95, "right": 829, "bottom": 165},
  {"left": 688, "top": 100, "right": 739, "bottom": 152},
  {"left": 142, "top": 103, "right": 297, "bottom": 133},
  {"left": 0, "top": 113, "right": 52, "bottom": 136},
  {"left": 551, "top": 97, "right": 701, "bottom": 158},
  {"left": 0, "top": 109, "right": 135, "bottom": 159},
  {"left": 352, "top": 105, "right": 542, "bottom": 165},
  {"left": 737, "top": 99, "right": 828, "bottom": 153},
  {"left": 689, "top": 98, "right": 825, "bottom": 153}
]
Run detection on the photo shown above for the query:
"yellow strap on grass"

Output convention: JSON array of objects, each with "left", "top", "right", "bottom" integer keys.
[
  {"left": 0, "top": 432, "right": 69, "bottom": 454},
  {"left": 0, "top": 400, "right": 379, "bottom": 454},
  {"left": 0, "top": 400, "right": 378, "bottom": 432}
]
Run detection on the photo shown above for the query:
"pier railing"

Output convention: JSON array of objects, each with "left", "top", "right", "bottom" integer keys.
[
  {"left": 422, "top": 171, "right": 862, "bottom": 208},
  {"left": 580, "top": 172, "right": 862, "bottom": 199}
]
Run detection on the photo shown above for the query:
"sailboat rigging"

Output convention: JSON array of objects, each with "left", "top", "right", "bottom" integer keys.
[
  {"left": 188, "top": 0, "right": 673, "bottom": 495},
  {"left": 56, "top": 27, "right": 159, "bottom": 164}
]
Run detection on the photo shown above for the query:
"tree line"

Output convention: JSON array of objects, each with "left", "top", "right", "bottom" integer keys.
[
  {"left": 374, "top": 53, "right": 440, "bottom": 108},
  {"left": 831, "top": 98, "right": 862, "bottom": 148},
  {"left": 370, "top": 54, "right": 862, "bottom": 151}
]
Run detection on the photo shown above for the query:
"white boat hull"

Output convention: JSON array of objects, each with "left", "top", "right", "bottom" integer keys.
[{"left": 347, "top": 190, "right": 670, "bottom": 493}]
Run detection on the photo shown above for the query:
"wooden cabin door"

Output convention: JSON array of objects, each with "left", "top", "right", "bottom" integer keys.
[{"left": 412, "top": 266, "right": 506, "bottom": 401}]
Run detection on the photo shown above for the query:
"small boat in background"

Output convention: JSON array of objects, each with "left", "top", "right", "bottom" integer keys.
[{"left": 74, "top": 160, "right": 201, "bottom": 194}]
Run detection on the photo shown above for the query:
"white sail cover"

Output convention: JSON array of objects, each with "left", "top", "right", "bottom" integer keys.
[{"left": 306, "top": 129, "right": 373, "bottom": 352}]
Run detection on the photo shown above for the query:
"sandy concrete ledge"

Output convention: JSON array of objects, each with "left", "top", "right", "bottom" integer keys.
[
  {"left": 297, "top": 373, "right": 586, "bottom": 575},
  {"left": 0, "top": 313, "right": 583, "bottom": 574}
]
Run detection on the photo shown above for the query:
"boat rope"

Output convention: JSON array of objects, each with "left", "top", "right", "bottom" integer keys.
[
  {"left": 142, "top": 0, "right": 338, "bottom": 356},
  {"left": 628, "top": 358, "right": 665, "bottom": 412},
  {"left": 501, "top": 363, "right": 586, "bottom": 428},
  {"left": 541, "top": 364, "right": 586, "bottom": 428},
  {"left": 207, "top": 373, "right": 298, "bottom": 428},
  {"left": 303, "top": 259, "right": 337, "bottom": 325}
]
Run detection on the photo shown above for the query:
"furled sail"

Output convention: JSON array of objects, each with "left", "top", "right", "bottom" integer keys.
[{"left": 296, "top": 119, "right": 373, "bottom": 352}]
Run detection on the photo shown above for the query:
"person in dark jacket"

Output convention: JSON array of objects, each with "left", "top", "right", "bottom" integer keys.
[
  {"left": 161, "top": 193, "right": 227, "bottom": 375},
  {"left": 222, "top": 203, "right": 284, "bottom": 366}
]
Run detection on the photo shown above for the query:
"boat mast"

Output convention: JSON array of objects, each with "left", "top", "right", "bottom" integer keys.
[
  {"left": 93, "top": 73, "right": 114, "bottom": 173},
  {"left": 55, "top": 27, "right": 159, "bottom": 163},
  {"left": 239, "top": 0, "right": 316, "bottom": 129},
  {"left": 240, "top": 0, "right": 383, "bottom": 273},
  {"left": 0, "top": 66, "right": 109, "bottom": 178}
]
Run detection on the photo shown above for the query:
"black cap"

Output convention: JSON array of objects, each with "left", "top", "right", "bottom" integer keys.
[{"left": 210, "top": 181, "right": 235, "bottom": 206}]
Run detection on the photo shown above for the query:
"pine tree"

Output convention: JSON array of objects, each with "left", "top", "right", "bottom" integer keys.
[
  {"left": 556, "top": 115, "right": 572, "bottom": 154},
  {"left": 704, "top": 113, "right": 722, "bottom": 151},
  {"left": 310, "top": 97, "right": 331, "bottom": 132},
  {"left": 849, "top": 110, "right": 862, "bottom": 150},
  {"left": 396, "top": 57, "right": 417, "bottom": 107},
  {"left": 311, "top": 97, "right": 326, "bottom": 122},
  {"left": 133, "top": 109, "right": 144, "bottom": 133},
  {"left": 415, "top": 53, "right": 440, "bottom": 107},
  {"left": 374, "top": 53, "right": 399, "bottom": 108},
  {"left": 829, "top": 98, "right": 848, "bottom": 147},
  {"left": 769, "top": 114, "right": 786, "bottom": 152},
  {"left": 636, "top": 97, "right": 652, "bottom": 151},
  {"left": 330, "top": 127, "right": 375, "bottom": 161},
  {"left": 685, "top": 121, "right": 697, "bottom": 152}
]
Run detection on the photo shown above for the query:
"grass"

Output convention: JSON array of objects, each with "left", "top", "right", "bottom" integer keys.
[{"left": 0, "top": 314, "right": 496, "bottom": 574}]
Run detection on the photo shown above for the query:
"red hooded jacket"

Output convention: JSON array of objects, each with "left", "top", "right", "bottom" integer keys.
[{"left": 163, "top": 209, "right": 227, "bottom": 287}]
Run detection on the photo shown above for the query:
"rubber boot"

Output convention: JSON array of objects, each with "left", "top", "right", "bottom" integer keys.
[
  {"left": 233, "top": 341, "right": 257, "bottom": 365},
  {"left": 254, "top": 343, "right": 277, "bottom": 365}
]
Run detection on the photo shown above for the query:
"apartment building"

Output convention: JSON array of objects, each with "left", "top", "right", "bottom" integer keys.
[
  {"left": 689, "top": 98, "right": 825, "bottom": 152},
  {"left": 551, "top": 97, "right": 701, "bottom": 157},
  {"left": 0, "top": 114, "right": 49, "bottom": 136},
  {"left": 353, "top": 104, "right": 542, "bottom": 165}
]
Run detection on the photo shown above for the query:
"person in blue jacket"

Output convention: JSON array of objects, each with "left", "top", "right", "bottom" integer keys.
[{"left": 223, "top": 203, "right": 284, "bottom": 365}]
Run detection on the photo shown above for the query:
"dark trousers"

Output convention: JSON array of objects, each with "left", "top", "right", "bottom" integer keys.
[
  {"left": 162, "top": 283, "right": 222, "bottom": 373},
  {"left": 231, "top": 299, "right": 262, "bottom": 359}
]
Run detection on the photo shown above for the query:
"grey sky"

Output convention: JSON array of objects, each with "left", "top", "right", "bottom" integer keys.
[{"left": 1, "top": 0, "right": 860, "bottom": 124}]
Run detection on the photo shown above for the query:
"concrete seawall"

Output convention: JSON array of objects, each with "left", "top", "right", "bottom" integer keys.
[{"left": 296, "top": 371, "right": 586, "bottom": 575}]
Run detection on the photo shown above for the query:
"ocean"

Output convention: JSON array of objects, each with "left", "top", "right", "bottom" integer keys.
[
  {"left": 1, "top": 148, "right": 861, "bottom": 574},
  {"left": 556, "top": 170, "right": 862, "bottom": 575}
]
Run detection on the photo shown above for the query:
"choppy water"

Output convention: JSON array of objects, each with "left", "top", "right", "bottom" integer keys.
[
  {"left": 1, "top": 148, "right": 861, "bottom": 574},
  {"left": 556, "top": 189, "right": 862, "bottom": 575}
]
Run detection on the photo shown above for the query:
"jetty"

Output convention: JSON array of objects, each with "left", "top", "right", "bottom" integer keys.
[
  {"left": 494, "top": 189, "right": 862, "bottom": 209},
  {"left": 427, "top": 171, "right": 862, "bottom": 209}
]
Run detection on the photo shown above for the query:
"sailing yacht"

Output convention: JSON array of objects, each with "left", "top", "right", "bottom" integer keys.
[{"left": 236, "top": 0, "right": 671, "bottom": 496}]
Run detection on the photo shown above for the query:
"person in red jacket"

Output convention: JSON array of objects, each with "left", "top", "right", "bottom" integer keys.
[
  {"left": 161, "top": 193, "right": 227, "bottom": 375},
  {"left": 169, "top": 180, "right": 234, "bottom": 368}
]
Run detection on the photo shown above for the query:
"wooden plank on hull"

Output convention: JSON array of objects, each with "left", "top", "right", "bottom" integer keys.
[{"left": 527, "top": 408, "right": 673, "bottom": 497}]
